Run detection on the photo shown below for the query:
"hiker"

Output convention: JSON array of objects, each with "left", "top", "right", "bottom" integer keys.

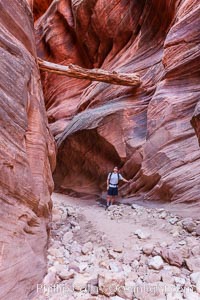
[{"left": 106, "top": 166, "right": 130, "bottom": 208}]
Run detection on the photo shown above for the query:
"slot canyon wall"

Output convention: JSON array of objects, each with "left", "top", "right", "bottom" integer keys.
[
  {"left": 35, "top": 0, "right": 200, "bottom": 205},
  {"left": 0, "top": 1, "right": 56, "bottom": 299}
]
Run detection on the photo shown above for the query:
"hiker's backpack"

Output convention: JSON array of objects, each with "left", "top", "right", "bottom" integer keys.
[{"left": 108, "top": 172, "right": 120, "bottom": 184}]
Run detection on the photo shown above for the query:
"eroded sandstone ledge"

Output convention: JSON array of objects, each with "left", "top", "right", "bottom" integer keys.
[{"left": 0, "top": 1, "right": 56, "bottom": 299}]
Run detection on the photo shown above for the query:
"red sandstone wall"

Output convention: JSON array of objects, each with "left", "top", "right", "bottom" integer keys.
[
  {"left": 35, "top": 0, "right": 200, "bottom": 205},
  {"left": 0, "top": 1, "right": 56, "bottom": 299}
]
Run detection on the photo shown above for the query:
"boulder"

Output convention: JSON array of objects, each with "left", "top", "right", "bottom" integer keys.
[
  {"left": 59, "top": 270, "right": 75, "bottom": 281},
  {"left": 190, "top": 272, "right": 200, "bottom": 284},
  {"left": 191, "top": 245, "right": 200, "bottom": 256},
  {"left": 161, "top": 270, "right": 174, "bottom": 284},
  {"left": 143, "top": 244, "right": 154, "bottom": 256},
  {"left": 161, "top": 248, "right": 184, "bottom": 267},
  {"left": 43, "top": 271, "right": 57, "bottom": 285},
  {"left": 62, "top": 232, "right": 74, "bottom": 245},
  {"left": 185, "top": 258, "right": 200, "bottom": 272},
  {"left": 144, "top": 271, "right": 162, "bottom": 283},
  {"left": 73, "top": 274, "right": 95, "bottom": 292},
  {"left": 98, "top": 271, "right": 125, "bottom": 297},
  {"left": 190, "top": 272, "right": 200, "bottom": 294},
  {"left": 196, "top": 225, "right": 200, "bottom": 236},
  {"left": 148, "top": 256, "right": 164, "bottom": 270},
  {"left": 123, "top": 250, "right": 141, "bottom": 264},
  {"left": 182, "top": 218, "right": 196, "bottom": 233},
  {"left": 81, "top": 242, "right": 94, "bottom": 255},
  {"left": 134, "top": 229, "right": 151, "bottom": 239}
]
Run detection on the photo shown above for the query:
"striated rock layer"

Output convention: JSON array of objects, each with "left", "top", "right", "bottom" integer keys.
[
  {"left": 0, "top": 1, "right": 56, "bottom": 299},
  {"left": 36, "top": 0, "right": 200, "bottom": 205}
]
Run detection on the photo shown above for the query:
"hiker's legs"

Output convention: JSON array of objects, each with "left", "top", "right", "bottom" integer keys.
[
  {"left": 106, "top": 195, "right": 111, "bottom": 207},
  {"left": 110, "top": 196, "right": 116, "bottom": 205}
]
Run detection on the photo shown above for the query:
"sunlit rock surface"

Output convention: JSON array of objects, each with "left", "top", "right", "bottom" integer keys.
[
  {"left": 0, "top": 1, "right": 56, "bottom": 299},
  {"left": 35, "top": 0, "right": 200, "bottom": 204}
]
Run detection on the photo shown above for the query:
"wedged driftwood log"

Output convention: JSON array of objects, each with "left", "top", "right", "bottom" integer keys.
[{"left": 38, "top": 58, "right": 140, "bottom": 87}]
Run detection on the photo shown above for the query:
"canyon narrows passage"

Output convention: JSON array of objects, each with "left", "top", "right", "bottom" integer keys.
[{"left": 0, "top": 0, "right": 200, "bottom": 299}]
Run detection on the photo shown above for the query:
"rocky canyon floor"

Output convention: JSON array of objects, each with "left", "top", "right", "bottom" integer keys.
[{"left": 34, "top": 193, "right": 200, "bottom": 300}]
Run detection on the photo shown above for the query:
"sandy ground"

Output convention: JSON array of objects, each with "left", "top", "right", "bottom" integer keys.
[
  {"left": 33, "top": 192, "right": 200, "bottom": 300},
  {"left": 51, "top": 193, "right": 178, "bottom": 250},
  {"left": 52, "top": 192, "right": 199, "bottom": 249}
]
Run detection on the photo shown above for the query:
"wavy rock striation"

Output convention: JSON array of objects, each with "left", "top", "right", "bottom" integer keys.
[
  {"left": 36, "top": 0, "right": 200, "bottom": 205},
  {"left": 0, "top": 1, "right": 56, "bottom": 299}
]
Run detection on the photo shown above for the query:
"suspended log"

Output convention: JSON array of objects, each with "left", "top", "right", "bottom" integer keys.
[{"left": 38, "top": 58, "right": 140, "bottom": 87}]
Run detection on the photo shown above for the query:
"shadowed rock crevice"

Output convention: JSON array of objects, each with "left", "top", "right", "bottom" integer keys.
[
  {"left": 54, "top": 128, "right": 123, "bottom": 197},
  {"left": 27, "top": 0, "right": 53, "bottom": 20}
]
